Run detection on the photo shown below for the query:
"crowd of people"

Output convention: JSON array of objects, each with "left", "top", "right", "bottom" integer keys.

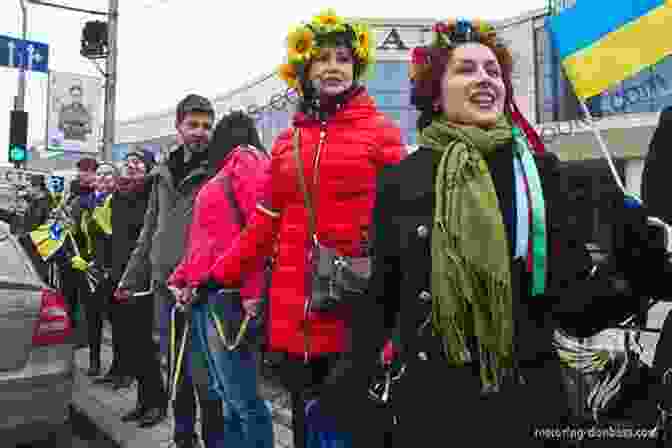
[{"left": 13, "top": 9, "right": 672, "bottom": 448}]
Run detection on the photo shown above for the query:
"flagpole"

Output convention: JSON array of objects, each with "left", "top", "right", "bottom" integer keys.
[{"left": 576, "top": 100, "right": 629, "bottom": 198}]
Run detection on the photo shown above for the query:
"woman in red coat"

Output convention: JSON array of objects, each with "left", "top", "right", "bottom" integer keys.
[{"left": 207, "top": 9, "right": 405, "bottom": 448}]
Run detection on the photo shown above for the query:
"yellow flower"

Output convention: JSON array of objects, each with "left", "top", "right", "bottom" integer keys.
[
  {"left": 287, "top": 26, "right": 314, "bottom": 61},
  {"left": 312, "top": 8, "right": 342, "bottom": 27},
  {"left": 278, "top": 63, "right": 298, "bottom": 88},
  {"left": 353, "top": 24, "right": 371, "bottom": 61}
]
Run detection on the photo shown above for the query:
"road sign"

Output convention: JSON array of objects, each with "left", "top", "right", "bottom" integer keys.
[{"left": 0, "top": 35, "right": 49, "bottom": 73}]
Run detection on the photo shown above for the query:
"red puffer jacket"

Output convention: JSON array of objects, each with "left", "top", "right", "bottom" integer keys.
[
  {"left": 169, "top": 146, "right": 270, "bottom": 302},
  {"left": 210, "top": 89, "right": 405, "bottom": 357}
]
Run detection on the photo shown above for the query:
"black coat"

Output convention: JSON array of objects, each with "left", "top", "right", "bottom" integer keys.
[
  {"left": 23, "top": 194, "right": 51, "bottom": 233},
  {"left": 110, "top": 181, "right": 152, "bottom": 285},
  {"left": 642, "top": 106, "right": 672, "bottom": 225},
  {"left": 331, "top": 145, "right": 661, "bottom": 446}
]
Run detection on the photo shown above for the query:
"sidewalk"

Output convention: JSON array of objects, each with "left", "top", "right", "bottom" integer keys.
[{"left": 72, "top": 324, "right": 294, "bottom": 448}]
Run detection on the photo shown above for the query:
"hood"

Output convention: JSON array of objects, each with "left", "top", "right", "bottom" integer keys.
[{"left": 292, "top": 87, "right": 379, "bottom": 127}]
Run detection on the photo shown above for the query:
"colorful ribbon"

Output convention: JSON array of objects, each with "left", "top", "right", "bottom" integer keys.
[{"left": 512, "top": 126, "right": 547, "bottom": 296}]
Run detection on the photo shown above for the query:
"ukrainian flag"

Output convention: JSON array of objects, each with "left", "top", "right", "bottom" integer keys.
[
  {"left": 548, "top": 0, "right": 672, "bottom": 100},
  {"left": 30, "top": 223, "right": 69, "bottom": 261}
]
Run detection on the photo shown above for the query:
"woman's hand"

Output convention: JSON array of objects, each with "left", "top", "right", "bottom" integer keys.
[
  {"left": 242, "top": 298, "right": 263, "bottom": 317},
  {"left": 169, "top": 285, "right": 194, "bottom": 307}
]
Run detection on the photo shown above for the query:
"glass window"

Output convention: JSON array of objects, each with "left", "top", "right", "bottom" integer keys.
[
  {"left": 407, "top": 109, "right": 419, "bottom": 145},
  {"left": 365, "top": 62, "right": 410, "bottom": 92},
  {"left": 535, "top": 22, "right": 582, "bottom": 123},
  {"left": 588, "top": 55, "right": 672, "bottom": 117},
  {"left": 651, "top": 55, "right": 672, "bottom": 112},
  {"left": 370, "top": 90, "right": 412, "bottom": 109}
]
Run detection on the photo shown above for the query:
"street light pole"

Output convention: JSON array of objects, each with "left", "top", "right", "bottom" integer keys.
[
  {"left": 25, "top": 0, "right": 118, "bottom": 161},
  {"left": 102, "top": 0, "right": 119, "bottom": 161},
  {"left": 15, "top": 0, "right": 28, "bottom": 111}
]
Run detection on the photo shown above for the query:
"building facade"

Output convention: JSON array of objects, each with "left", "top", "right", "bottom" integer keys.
[{"left": 112, "top": 12, "right": 541, "bottom": 160}]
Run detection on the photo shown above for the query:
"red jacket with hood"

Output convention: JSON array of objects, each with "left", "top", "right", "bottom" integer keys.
[
  {"left": 209, "top": 89, "right": 405, "bottom": 357},
  {"left": 169, "top": 146, "right": 270, "bottom": 302}
]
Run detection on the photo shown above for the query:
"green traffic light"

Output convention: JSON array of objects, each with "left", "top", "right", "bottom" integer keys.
[{"left": 9, "top": 144, "right": 27, "bottom": 162}]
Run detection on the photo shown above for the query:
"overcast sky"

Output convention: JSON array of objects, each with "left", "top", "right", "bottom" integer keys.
[{"left": 0, "top": 0, "right": 545, "bottom": 162}]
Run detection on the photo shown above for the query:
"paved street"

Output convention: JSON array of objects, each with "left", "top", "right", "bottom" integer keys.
[
  {"left": 14, "top": 405, "right": 118, "bottom": 448},
  {"left": 67, "top": 300, "right": 672, "bottom": 448},
  {"left": 72, "top": 324, "right": 294, "bottom": 447},
  {"left": 70, "top": 405, "right": 120, "bottom": 448}
]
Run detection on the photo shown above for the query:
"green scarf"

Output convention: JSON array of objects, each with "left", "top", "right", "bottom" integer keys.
[{"left": 419, "top": 114, "right": 515, "bottom": 391}]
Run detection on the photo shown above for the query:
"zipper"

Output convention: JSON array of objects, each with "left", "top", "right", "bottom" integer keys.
[
  {"left": 304, "top": 121, "right": 328, "bottom": 363},
  {"left": 310, "top": 122, "right": 327, "bottom": 235}
]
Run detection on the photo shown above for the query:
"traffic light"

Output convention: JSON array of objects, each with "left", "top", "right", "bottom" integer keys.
[
  {"left": 81, "top": 21, "right": 108, "bottom": 59},
  {"left": 9, "top": 110, "right": 28, "bottom": 169}
]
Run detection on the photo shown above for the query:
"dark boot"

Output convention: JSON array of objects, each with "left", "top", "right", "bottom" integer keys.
[
  {"left": 86, "top": 359, "right": 101, "bottom": 377},
  {"left": 121, "top": 405, "right": 147, "bottom": 423},
  {"left": 112, "top": 375, "right": 134, "bottom": 390},
  {"left": 173, "top": 437, "right": 199, "bottom": 448},
  {"left": 137, "top": 406, "right": 167, "bottom": 428},
  {"left": 93, "top": 368, "right": 121, "bottom": 385}
]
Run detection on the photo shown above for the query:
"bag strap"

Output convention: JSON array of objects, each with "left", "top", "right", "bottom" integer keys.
[
  {"left": 216, "top": 173, "right": 246, "bottom": 228},
  {"left": 215, "top": 145, "right": 267, "bottom": 228},
  {"left": 292, "top": 128, "right": 317, "bottom": 240}
]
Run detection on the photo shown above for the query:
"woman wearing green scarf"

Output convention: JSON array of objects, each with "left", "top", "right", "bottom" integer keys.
[{"left": 319, "top": 19, "right": 672, "bottom": 447}]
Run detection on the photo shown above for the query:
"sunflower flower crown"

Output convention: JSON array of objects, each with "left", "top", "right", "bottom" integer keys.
[
  {"left": 277, "top": 9, "right": 376, "bottom": 94},
  {"left": 410, "top": 18, "right": 498, "bottom": 82}
]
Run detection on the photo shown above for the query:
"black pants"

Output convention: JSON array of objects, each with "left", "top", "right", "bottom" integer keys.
[
  {"left": 107, "top": 300, "right": 124, "bottom": 375},
  {"left": 280, "top": 355, "right": 340, "bottom": 448},
  {"left": 118, "top": 292, "right": 166, "bottom": 410},
  {"left": 392, "top": 356, "right": 571, "bottom": 447},
  {"left": 170, "top": 298, "right": 223, "bottom": 444},
  {"left": 59, "top": 263, "right": 81, "bottom": 328},
  {"left": 82, "top": 274, "right": 107, "bottom": 366}
]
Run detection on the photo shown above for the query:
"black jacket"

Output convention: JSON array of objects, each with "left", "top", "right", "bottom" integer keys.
[
  {"left": 642, "top": 106, "right": 672, "bottom": 225},
  {"left": 110, "top": 180, "right": 152, "bottom": 285},
  {"left": 23, "top": 193, "right": 51, "bottom": 232},
  {"left": 324, "top": 145, "right": 667, "bottom": 445},
  {"left": 358, "top": 146, "right": 650, "bottom": 369}
]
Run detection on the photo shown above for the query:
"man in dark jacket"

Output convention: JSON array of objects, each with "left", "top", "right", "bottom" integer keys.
[
  {"left": 115, "top": 94, "right": 217, "bottom": 444},
  {"left": 23, "top": 175, "right": 52, "bottom": 232},
  {"left": 63, "top": 157, "right": 99, "bottom": 357}
]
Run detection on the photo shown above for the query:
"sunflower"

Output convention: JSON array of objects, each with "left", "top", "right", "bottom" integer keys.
[
  {"left": 352, "top": 23, "right": 372, "bottom": 61},
  {"left": 287, "top": 26, "right": 314, "bottom": 62},
  {"left": 312, "top": 8, "right": 343, "bottom": 27},
  {"left": 278, "top": 63, "right": 298, "bottom": 88}
]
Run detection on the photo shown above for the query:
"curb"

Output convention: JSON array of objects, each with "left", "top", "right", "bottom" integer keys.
[
  {"left": 76, "top": 329, "right": 294, "bottom": 447},
  {"left": 72, "top": 368, "right": 152, "bottom": 448}
]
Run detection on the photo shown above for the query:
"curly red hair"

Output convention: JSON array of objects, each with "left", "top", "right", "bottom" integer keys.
[{"left": 411, "top": 20, "right": 545, "bottom": 154}]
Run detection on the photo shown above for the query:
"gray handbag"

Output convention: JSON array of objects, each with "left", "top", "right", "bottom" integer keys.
[{"left": 292, "top": 128, "right": 372, "bottom": 313}]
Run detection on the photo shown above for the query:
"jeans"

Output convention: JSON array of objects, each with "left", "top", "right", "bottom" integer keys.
[
  {"left": 172, "top": 308, "right": 226, "bottom": 447},
  {"left": 202, "top": 291, "right": 274, "bottom": 448},
  {"left": 212, "top": 347, "right": 274, "bottom": 448}
]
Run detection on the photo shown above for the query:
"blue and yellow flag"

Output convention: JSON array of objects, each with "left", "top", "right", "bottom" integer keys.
[
  {"left": 548, "top": 0, "right": 672, "bottom": 99},
  {"left": 30, "top": 222, "right": 70, "bottom": 261}
]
